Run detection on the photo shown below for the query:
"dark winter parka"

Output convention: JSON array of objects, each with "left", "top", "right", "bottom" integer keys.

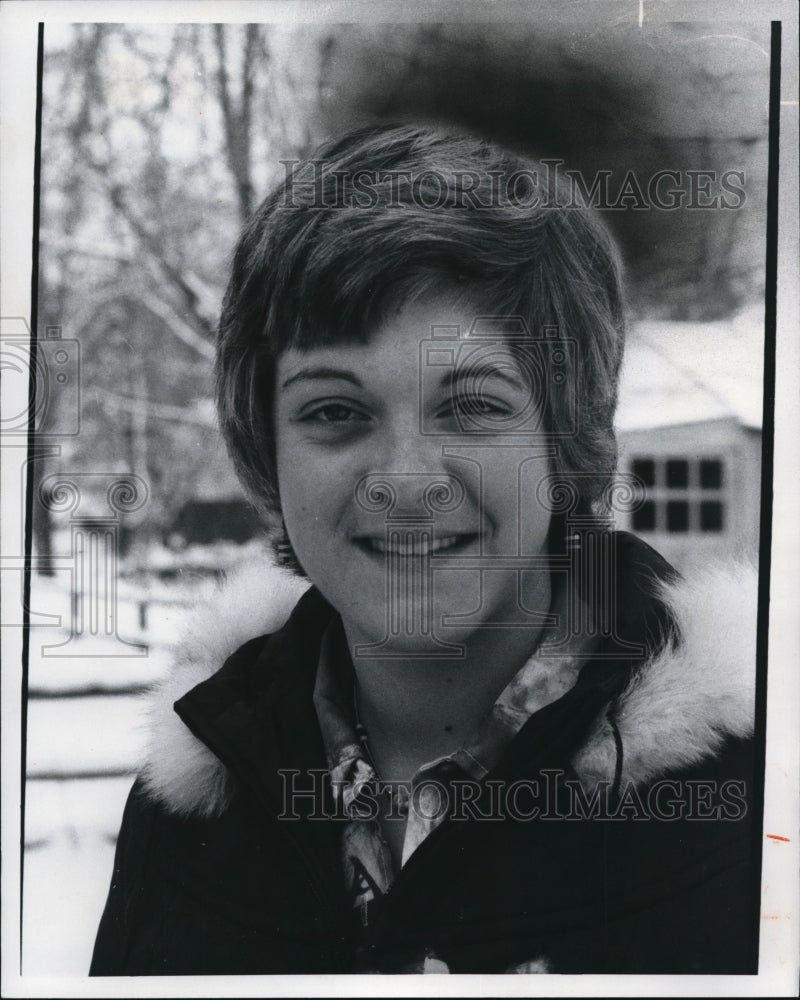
[{"left": 90, "top": 533, "right": 760, "bottom": 976}]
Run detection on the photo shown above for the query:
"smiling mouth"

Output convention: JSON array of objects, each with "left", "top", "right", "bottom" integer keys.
[{"left": 354, "top": 534, "right": 477, "bottom": 558}]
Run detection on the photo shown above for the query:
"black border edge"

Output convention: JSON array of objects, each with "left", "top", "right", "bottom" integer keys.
[
  {"left": 20, "top": 20, "right": 45, "bottom": 975},
  {"left": 751, "top": 17, "right": 781, "bottom": 975}
]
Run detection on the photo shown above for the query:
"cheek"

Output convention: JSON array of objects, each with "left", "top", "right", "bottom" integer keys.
[
  {"left": 277, "top": 472, "right": 327, "bottom": 579},
  {"left": 277, "top": 462, "right": 316, "bottom": 525},
  {"left": 275, "top": 436, "right": 312, "bottom": 534},
  {"left": 275, "top": 444, "right": 350, "bottom": 545},
  {"left": 482, "top": 453, "right": 552, "bottom": 535}
]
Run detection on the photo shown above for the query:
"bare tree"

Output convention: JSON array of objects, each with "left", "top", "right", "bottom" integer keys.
[{"left": 39, "top": 23, "right": 328, "bottom": 554}]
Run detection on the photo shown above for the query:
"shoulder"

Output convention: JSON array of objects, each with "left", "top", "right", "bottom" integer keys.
[
  {"left": 137, "top": 541, "right": 759, "bottom": 817},
  {"left": 574, "top": 549, "right": 758, "bottom": 789},
  {"left": 139, "top": 555, "right": 310, "bottom": 819}
]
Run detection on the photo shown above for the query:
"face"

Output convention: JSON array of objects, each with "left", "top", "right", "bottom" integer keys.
[{"left": 274, "top": 290, "right": 553, "bottom": 653}]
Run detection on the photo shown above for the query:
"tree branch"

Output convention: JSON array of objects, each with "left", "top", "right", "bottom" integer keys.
[
  {"left": 213, "top": 24, "right": 254, "bottom": 222},
  {"left": 96, "top": 387, "right": 215, "bottom": 426},
  {"left": 70, "top": 285, "right": 215, "bottom": 361}
]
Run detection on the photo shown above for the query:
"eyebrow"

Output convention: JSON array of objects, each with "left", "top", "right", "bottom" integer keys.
[
  {"left": 280, "top": 362, "right": 529, "bottom": 393},
  {"left": 280, "top": 367, "right": 363, "bottom": 391},
  {"left": 444, "top": 367, "right": 528, "bottom": 393}
]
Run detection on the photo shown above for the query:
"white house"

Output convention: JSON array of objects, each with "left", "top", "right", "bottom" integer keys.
[{"left": 614, "top": 308, "right": 764, "bottom": 573}]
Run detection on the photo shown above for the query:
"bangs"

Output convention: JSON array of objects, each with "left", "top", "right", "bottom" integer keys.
[{"left": 245, "top": 196, "right": 547, "bottom": 357}]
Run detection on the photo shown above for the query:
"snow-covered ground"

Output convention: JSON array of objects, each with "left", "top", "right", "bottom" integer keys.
[
  {"left": 27, "top": 694, "right": 149, "bottom": 776},
  {"left": 19, "top": 542, "right": 269, "bottom": 976},
  {"left": 21, "top": 572, "right": 172, "bottom": 976},
  {"left": 23, "top": 779, "right": 133, "bottom": 975}
]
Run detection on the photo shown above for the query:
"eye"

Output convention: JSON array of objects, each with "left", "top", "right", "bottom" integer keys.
[
  {"left": 299, "top": 401, "right": 370, "bottom": 425},
  {"left": 442, "top": 391, "right": 514, "bottom": 421},
  {"left": 460, "top": 394, "right": 511, "bottom": 416}
]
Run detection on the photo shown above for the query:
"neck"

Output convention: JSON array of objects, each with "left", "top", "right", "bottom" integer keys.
[{"left": 343, "top": 574, "right": 551, "bottom": 781}]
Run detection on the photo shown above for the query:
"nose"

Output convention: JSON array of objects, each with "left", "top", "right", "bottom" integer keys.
[
  {"left": 355, "top": 470, "right": 466, "bottom": 523},
  {"left": 358, "top": 420, "right": 451, "bottom": 512},
  {"left": 372, "top": 417, "right": 444, "bottom": 475}
]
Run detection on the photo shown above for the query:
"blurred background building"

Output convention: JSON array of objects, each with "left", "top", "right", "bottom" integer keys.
[
  {"left": 616, "top": 307, "right": 763, "bottom": 570},
  {"left": 21, "top": 12, "right": 769, "bottom": 974}
]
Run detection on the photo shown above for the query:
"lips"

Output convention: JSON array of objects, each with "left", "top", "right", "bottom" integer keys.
[{"left": 353, "top": 533, "right": 478, "bottom": 558}]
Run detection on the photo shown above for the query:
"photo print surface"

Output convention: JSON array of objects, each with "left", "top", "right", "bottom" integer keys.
[{"left": 2, "top": 1, "right": 798, "bottom": 993}]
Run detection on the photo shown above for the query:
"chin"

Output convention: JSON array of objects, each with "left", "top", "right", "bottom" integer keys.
[{"left": 345, "top": 588, "right": 489, "bottom": 660}]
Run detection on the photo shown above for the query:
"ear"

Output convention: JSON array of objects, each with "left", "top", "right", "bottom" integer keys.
[{"left": 271, "top": 516, "right": 306, "bottom": 575}]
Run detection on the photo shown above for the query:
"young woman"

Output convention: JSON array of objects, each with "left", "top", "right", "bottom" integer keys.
[{"left": 91, "top": 124, "right": 759, "bottom": 975}]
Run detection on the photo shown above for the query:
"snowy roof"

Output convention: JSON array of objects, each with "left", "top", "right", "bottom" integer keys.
[{"left": 615, "top": 307, "right": 764, "bottom": 433}]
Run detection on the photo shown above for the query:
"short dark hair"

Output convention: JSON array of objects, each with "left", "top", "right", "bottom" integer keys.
[{"left": 216, "top": 122, "right": 626, "bottom": 558}]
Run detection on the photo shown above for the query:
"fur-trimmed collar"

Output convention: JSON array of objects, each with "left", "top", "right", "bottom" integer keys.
[{"left": 140, "top": 554, "right": 757, "bottom": 819}]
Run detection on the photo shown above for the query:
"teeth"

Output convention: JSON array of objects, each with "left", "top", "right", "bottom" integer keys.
[{"left": 365, "top": 535, "right": 462, "bottom": 556}]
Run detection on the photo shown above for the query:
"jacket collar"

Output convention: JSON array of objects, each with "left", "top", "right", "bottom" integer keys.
[
  {"left": 139, "top": 536, "right": 758, "bottom": 819},
  {"left": 172, "top": 586, "right": 336, "bottom": 816}
]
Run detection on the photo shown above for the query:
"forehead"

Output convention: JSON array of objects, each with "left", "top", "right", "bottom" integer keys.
[{"left": 276, "top": 290, "right": 527, "bottom": 382}]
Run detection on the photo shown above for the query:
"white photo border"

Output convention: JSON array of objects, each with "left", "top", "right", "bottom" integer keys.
[{"left": 1, "top": 1, "right": 798, "bottom": 996}]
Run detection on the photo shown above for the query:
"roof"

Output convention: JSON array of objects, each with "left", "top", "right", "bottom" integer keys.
[{"left": 615, "top": 306, "right": 764, "bottom": 433}]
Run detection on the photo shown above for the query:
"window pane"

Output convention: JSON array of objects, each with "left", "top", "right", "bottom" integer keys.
[
  {"left": 700, "top": 459, "right": 723, "bottom": 489},
  {"left": 700, "top": 500, "right": 724, "bottom": 532},
  {"left": 666, "top": 500, "right": 689, "bottom": 532},
  {"left": 633, "top": 500, "right": 656, "bottom": 532},
  {"left": 632, "top": 458, "right": 655, "bottom": 488},
  {"left": 665, "top": 459, "right": 689, "bottom": 489}
]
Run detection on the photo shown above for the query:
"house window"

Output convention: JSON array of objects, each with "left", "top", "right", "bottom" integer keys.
[{"left": 630, "top": 456, "right": 725, "bottom": 534}]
